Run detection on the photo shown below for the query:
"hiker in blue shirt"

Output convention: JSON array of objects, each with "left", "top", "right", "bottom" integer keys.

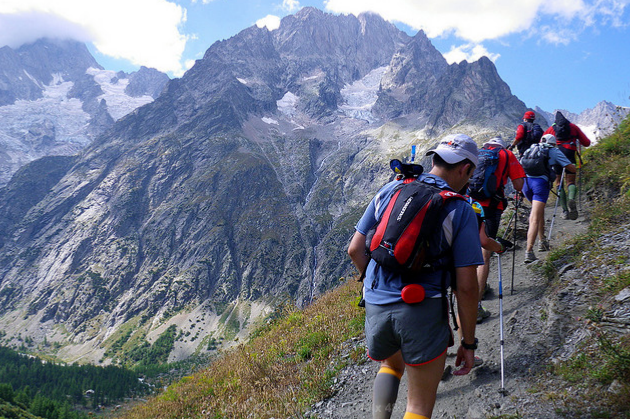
[
  {"left": 521, "top": 134, "right": 576, "bottom": 263},
  {"left": 348, "top": 134, "right": 483, "bottom": 419}
]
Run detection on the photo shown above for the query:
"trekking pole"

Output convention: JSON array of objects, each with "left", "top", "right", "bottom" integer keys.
[
  {"left": 510, "top": 193, "right": 518, "bottom": 295},
  {"left": 497, "top": 253, "right": 508, "bottom": 396},
  {"left": 548, "top": 168, "right": 566, "bottom": 242},
  {"left": 501, "top": 211, "right": 515, "bottom": 242}
]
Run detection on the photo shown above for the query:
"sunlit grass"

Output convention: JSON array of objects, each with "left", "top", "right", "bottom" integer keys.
[
  {"left": 119, "top": 279, "right": 365, "bottom": 419},
  {"left": 535, "top": 114, "right": 630, "bottom": 417}
]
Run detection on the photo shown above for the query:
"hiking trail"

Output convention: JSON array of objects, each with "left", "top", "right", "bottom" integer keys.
[{"left": 309, "top": 197, "right": 593, "bottom": 418}]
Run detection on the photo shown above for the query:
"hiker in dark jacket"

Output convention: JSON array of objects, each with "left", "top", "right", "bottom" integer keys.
[
  {"left": 348, "top": 134, "right": 483, "bottom": 419},
  {"left": 543, "top": 111, "right": 591, "bottom": 220}
]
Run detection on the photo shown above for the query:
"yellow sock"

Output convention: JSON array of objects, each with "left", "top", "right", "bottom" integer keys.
[
  {"left": 403, "top": 412, "right": 430, "bottom": 419},
  {"left": 378, "top": 366, "right": 403, "bottom": 380}
]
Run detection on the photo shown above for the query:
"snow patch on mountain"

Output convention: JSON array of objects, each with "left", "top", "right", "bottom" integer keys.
[
  {"left": 277, "top": 92, "right": 299, "bottom": 117},
  {"left": 0, "top": 68, "right": 160, "bottom": 186},
  {"left": 0, "top": 77, "right": 89, "bottom": 149},
  {"left": 262, "top": 117, "right": 279, "bottom": 125},
  {"left": 339, "top": 66, "right": 387, "bottom": 122},
  {"left": 86, "top": 68, "right": 154, "bottom": 121}
]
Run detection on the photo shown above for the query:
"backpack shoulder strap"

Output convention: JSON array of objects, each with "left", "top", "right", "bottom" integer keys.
[
  {"left": 439, "top": 190, "right": 465, "bottom": 201},
  {"left": 493, "top": 148, "right": 510, "bottom": 191}
]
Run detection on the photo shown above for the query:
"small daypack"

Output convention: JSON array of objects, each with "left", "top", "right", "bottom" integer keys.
[
  {"left": 468, "top": 146, "right": 507, "bottom": 201},
  {"left": 522, "top": 121, "right": 544, "bottom": 150},
  {"left": 365, "top": 179, "right": 465, "bottom": 276},
  {"left": 520, "top": 144, "right": 551, "bottom": 177},
  {"left": 553, "top": 112, "right": 571, "bottom": 141}
]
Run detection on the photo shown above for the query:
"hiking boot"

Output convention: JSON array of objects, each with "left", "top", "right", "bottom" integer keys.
[
  {"left": 524, "top": 251, "right": 537, "bottom": 264},
  {"left": 568, "top": 199, "right": 578, "bottom": 220},
  {"left": 481, "top": 282, "right": 491, "bottom": 300},
  {"left": 538, "top": 239, "right": 550, "bottom": 252},
  {"left": 477, "top": 306, "right": 491, "bottom": 323},
  {"left": 562, "top": 210, "right": 570, "bottom": 220}
]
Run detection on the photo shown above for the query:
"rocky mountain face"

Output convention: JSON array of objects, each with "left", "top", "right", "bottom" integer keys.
[
  {"left": 0, "top": 8, "right": 556, "bottom": 363},
  {"left": 535, "top": 101, "right": 630, "bottom": 143},
  {"left": 0, "top": 39, "right": 169, "bottom": 186}
]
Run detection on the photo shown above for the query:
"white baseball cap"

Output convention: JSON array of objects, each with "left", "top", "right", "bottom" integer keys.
[
  {"left": 483, "top": 136, "right": 507, "bottom": 149},
  {"left": 541, "top": 133, "right": 557, "bottom": 145},
  {"left": 426, "top": 134, "right": 479, "bottom": 167}
]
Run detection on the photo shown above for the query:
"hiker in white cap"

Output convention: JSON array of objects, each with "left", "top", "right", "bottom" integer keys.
[
  {"left": 466, "top": 136, "right": 525, "bottom": 323},
  {"left": 348, "top": 133, "right": 483, "bottom": 419}
]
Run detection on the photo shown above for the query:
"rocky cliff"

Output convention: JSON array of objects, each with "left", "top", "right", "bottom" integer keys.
[{"left": 0, "top": 8, "right": 532, "bottom": 363}]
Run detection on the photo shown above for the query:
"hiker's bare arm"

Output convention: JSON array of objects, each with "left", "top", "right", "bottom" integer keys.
[
  {"left": 512, "top": 177, "right": 524, "bottom": 191},
  {"left": 479, "top": 223, "right": 502, "bottom": 253},
  {"left": 453, "top": 265, "right": 478, "bottom": 345},
  {"left": 453, "top": 265, "right": 478, "bottom": 374},
  {"left": 348, "top": 231, "right": 370, "bottom": 274}
]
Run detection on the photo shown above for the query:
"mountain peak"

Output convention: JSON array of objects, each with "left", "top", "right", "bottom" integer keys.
[{"left": 293, "top": 6, "right": 324, "bottom": 19}]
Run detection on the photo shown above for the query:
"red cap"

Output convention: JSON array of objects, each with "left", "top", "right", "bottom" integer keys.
[{"left": 524, "top": 111, "right": 535, "bottom": 120}]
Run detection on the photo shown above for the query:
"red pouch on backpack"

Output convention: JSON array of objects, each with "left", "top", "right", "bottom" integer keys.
[{"left": 401, "top": 284, "right": 425, "bottom": 304}]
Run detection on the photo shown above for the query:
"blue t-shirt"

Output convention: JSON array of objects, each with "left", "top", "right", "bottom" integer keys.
[{"left": 356, "top": 174, "right": 484, "bottom": 305}]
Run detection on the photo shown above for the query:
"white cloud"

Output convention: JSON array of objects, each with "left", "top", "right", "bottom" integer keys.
[
  {"left": 184, "top": 59, "right": 197, "bottom": 70},
  {"left": 323, "top": 0, "right": 630, "bottom": 43},
  {"left": 539, "top": 26, "right": 577, "bottom": 45},
  {"left": 282, "top": 0, "right": 301, "bottom": 12},
  {"left": 443, "top": 44, "right": 500, "bottom": 64},
  {"left": 0, "top": 0, "right": 188, "bottom": 76},
  {"left": 0, "top": 11, "right": 93, "bottom": 48},
  {"left": 256, "top": 15, "right": 282, "bottom": 31},
  {"left": 324, "top": 0, "right": 539, "bottom": 43}
]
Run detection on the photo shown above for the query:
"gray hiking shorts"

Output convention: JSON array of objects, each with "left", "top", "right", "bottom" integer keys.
[{"left": 365, "top": 298, "right": 452, "bottom": 366}]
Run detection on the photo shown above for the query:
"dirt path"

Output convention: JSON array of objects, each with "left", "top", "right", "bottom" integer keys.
[{"left": 309, "top": 197, "right": 590, "bottom": 418}]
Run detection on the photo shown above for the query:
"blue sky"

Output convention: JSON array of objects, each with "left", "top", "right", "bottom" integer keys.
[{"left": 1, "top": 0, "right": 629, "bottom": 114}]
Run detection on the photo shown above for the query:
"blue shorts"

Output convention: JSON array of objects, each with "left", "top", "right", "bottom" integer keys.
[{"left": 523, "top": 177, "right": 550, "bottom": 203}]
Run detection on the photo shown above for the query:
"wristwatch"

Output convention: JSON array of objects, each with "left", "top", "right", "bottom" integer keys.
[{"left": 461, "top": 338, "right": 478, "bottom": 350}]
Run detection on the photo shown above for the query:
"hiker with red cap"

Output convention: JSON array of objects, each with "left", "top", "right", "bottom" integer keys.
[
  {"left": 543, "top": 111, "right": 591, "bottom": 220},
  {"left": 508, "top": 111, "right": 543, "bottom": 156}
]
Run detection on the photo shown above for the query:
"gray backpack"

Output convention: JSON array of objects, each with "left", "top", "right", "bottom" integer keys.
[{"left": 520, "top": 144, "right": 551, "bottom": 177}]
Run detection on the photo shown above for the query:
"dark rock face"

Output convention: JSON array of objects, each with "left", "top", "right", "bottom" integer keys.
[
  {"left": 0, "top": 8, "right": 533, "bottom": 360},
  {"left": 125, "top": 66, "right": 170, "bottom": 99},
  {"left": 374, "top": 36, "right": 526, "bottom": 133},
  {"left": 0, "top": 38, "right": 102, "bottom": 106},
  {"left": 17, "top": 38, "right": 103, "bottom": 85}
]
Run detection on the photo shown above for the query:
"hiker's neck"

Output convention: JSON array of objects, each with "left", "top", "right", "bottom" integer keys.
[{"left": 429, "top": 166, "right": 464, "bottom": 191}]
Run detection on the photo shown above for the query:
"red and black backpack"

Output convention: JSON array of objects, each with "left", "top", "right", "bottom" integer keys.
[{"left": 365, "top": 178, "right": 465, "bottom": 277}]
